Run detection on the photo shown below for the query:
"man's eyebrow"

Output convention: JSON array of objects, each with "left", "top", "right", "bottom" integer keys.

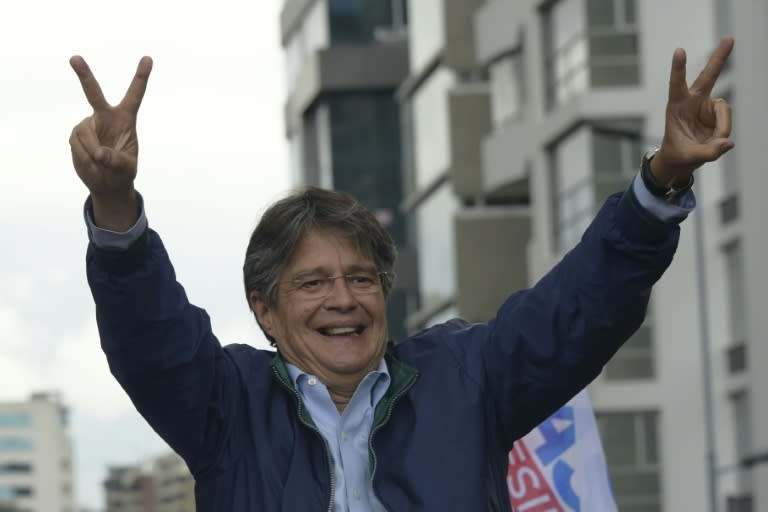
[
  {"left": 289, "top": 264, "right": 377, "bottom": 280},
  {"left": 289, "top": 268, "right": 327, "bottom": 281}
]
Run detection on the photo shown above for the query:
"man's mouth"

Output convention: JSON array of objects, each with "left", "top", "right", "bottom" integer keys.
[{"left": 317, "top": 325, "right": 365, "bottom": 336}]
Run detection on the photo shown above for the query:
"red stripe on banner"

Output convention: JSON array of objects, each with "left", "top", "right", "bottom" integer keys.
[{"left": 507, "top": 441, "right": 564, "bottom": 512}]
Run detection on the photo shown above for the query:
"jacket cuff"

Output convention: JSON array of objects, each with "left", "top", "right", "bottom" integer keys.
[
  {"left": 83, "top": 193, "right": 148, "bottom": 251},
  {"left": 614, "top": 181, "right": 682, "bottom": 244}
]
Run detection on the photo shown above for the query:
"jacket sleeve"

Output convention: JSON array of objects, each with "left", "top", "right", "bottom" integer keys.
[
  {"left": 444, "top": 186, "right": 681, "bottom": 447},
  {"left": 86, "top": 228, "right": 241, "bottom": 475}
]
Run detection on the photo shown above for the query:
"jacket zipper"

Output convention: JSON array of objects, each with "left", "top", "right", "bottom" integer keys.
[
  {"left": 272, "top": 367, "right": 336, "bottom": 512},
  {"left": 368, "top": 372, "right": 418, "bottom": 510}
]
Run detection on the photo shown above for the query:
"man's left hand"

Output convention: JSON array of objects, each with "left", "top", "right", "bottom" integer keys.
[{"left": 652, "top": 37, "right": 735, "bottom": 186}]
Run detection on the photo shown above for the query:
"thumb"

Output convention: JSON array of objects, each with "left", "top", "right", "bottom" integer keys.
[
  {"left": 689, "top": 139, "right": 734, "bottom": 164},
  {"left": 95, "top": 147, "right": 136, "bottom": 172},
  {"left": 709, "top": 138, "right": 735, "bottom": 161}
]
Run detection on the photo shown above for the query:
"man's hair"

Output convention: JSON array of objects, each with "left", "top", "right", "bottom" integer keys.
[{"left": 243, "top": 186, "right": 397, "bottom": 346}]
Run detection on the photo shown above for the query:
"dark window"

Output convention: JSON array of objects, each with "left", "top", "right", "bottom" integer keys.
[
  {"left": 597, "top": 411, "right": 662, "bottom": 511},
  {"left": 329, "top": 0, "right": 394, "bottom": 45},
  {"left": 0, "top": 462, "right": 32, "bottom": 474}
]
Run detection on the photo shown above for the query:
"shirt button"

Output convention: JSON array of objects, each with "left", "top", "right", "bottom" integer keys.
[
  {"left": 307, "top": 377, "right": 317, "bottom": 386},
  {"left": 353, "top": 489, "right": 361, "bottom": 500},
  {"left": 341, "top": 432, "right": 349, "bottom": 441}
]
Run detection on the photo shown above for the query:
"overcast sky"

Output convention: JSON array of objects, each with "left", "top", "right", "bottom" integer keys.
[{"left": 1, "top": 0, "right": 290, "bottom": 507}]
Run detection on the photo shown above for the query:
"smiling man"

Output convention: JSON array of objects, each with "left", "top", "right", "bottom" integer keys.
[{"left": 70, "top": 38, "right": 735, "bottom": 512}]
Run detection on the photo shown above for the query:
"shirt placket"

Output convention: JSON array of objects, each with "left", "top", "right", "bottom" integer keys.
[{"left": 338, "top": 389, "right": 372, "bottom": 511}]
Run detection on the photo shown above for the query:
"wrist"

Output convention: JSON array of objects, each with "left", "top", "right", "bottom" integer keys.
[
  {"left": 641, "top": 149, "right": 694, "bottom": 203},
  {"left": 649, "top": 150, "right": 694, "bottom": 187},
  {"left": 90, "top": 188, "right": 139, "bottom": 232}
]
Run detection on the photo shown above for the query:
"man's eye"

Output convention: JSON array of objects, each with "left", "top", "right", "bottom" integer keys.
[
  {"left": 349, "top": 275, "right": 374, "bottom": 285},
  {"left": 299, "top": 279, "right": 323, "bottom": 289}
]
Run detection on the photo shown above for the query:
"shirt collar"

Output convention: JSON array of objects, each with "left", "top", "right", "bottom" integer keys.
[{"left": 285, "top": 358, "right": 390, "bottom": 407}]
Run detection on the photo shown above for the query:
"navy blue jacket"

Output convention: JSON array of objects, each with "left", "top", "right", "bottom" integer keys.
[{"left": 87, "top": 189, "right": 679, "bottom": 511}]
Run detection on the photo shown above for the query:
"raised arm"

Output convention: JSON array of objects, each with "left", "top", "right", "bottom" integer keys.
[
  {"left": 69, "top": 55, "right": 152, "bottom": 231},
  {"left": 446, "top": 39, "right": 737, "bottom": 446},
  {"left": 69, "top": 58, "right": 243, "bottom": 474}
]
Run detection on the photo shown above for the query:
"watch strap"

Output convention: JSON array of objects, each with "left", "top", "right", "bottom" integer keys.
[{"left": 641, "top": 149, "right": 694, "bottom": 203}]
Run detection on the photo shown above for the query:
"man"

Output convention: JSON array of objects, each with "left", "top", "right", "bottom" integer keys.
[{"left": 70, "top": 38, "right": 734, "bottom": 511}]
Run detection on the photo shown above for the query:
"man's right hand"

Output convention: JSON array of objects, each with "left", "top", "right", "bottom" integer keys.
[{"left": 69, "top": 56, "right": 153, "bottom": 231}]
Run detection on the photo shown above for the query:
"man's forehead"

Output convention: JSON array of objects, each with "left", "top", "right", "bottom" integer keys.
[{"left": 286, "top": 228, "right": 373, "bottom": 270}]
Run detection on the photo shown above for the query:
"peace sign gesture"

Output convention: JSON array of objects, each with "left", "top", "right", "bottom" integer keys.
[
  {"left": 69, "top": 56, "right": 153, "bottom": 230},
  {"left": 652, "top": 38, "right": 735, "bottom": 186}
]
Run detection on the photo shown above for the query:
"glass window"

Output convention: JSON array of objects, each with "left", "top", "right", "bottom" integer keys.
[
  {"left": 543, "top": 0, "right": 588, "bottom": 108},
  {"left": 0, "top": 485, "right": 33, "bottom": 499},
  {"left": 0, "top": 463, "right": 32, "bottom": 474},
  {"left": 329, "top": 0, "right": 396, "bottom": 44},
  {"left": 587, "top": 0, "right": 640, "bottom": 88},
  {"left": 550, "top": 125, "right": 594, "bottom": 251},
  {"left": 415, "top": 183, "right": 458, "bottom": 310},
  {"left": 592, "top": 119, "right": 643, "bottom": 202},
  {"left": 724, "top": 240, "right": 746, "bottom": 343},
  {"left": 719, "top": 92, "right": 739, "bottom": 195},
  {"left": 412, "top": 68, "right": 455, "bottom": 188},
  {"left": 302, "top": 103, "right": 334, "bottom": 188},
  {"left": 552, "top": 119, "right": 642, "bottom": 253},
  {"left": 543, "top": 0, "right": 640, "bottom": 109},
  {"left": 0, "top": 437, "right": 33, "bottom": 451},
  {"left": 326, "top": 92, "right": 404, "bottom": 243},
  {"left": 597, "top": 411, "right": 661, "bottom": 512},
  {"left": 488, "top": 51, "right": 526, "bottom": 126},
  {"left": 0, "top": 413, "right": 30, "bottom": 428}
]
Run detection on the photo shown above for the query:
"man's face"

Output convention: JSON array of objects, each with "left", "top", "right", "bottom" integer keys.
[{"left": 251, "top": 228, "right": 389, "bottom": 383}]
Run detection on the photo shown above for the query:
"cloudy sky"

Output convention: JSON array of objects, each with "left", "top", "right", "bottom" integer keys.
[{"left": 1, "top": 0, "right": 290, "bottom": 507}]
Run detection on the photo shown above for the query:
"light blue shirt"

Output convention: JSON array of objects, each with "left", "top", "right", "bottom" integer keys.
[{"left": 285, "top": 360, "right": 390, "bottom": 512}]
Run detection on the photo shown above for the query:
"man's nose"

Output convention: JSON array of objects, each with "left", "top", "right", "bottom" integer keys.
[{"left": 323, "top": 277, "right": 357, "bottom": 309}]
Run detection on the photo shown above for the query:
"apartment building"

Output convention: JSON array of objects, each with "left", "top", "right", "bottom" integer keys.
[
  {"left": 0, "top": 393, "right": 75, "bottom": 512},
  {"left": 278, "top": 0, "right": 767, "bottom": 510},
  {"left": 104, "top": 452, "right": 193, "bottom": 512}
]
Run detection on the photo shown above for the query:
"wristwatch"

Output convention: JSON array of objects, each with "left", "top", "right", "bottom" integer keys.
[{"left": 641, "top": 148, "right": 694, "bottom": 203}]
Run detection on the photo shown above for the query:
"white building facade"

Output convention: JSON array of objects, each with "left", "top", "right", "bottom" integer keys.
[{"left": 0, "top": 393, "right": 75, "bottom": 512}]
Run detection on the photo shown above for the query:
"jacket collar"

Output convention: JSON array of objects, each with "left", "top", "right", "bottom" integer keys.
[{"left": 270, "top": 347, "right": 419, "bottom": 420}]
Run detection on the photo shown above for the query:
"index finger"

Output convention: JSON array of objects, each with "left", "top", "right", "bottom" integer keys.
[
  {"left": 690, "top": 37, "right": 735, "bottom": 96},
  {"left": 668, "top": 48, "right": 688, "bottom": 103},
  {"left": 70, "top": 56, "right": 109, "bottom": 111},
  {"left": 119, "top": 56, "right": 153, "bottom": 114}
]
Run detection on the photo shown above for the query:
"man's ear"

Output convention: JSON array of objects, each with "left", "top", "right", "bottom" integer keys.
[{"left": 249, "top": 292, "right": 275, "bottom": 338}]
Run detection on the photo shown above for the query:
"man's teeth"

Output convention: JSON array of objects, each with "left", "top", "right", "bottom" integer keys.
[{"left": 324, "top": 326, "right": 359, "bottom": 336}]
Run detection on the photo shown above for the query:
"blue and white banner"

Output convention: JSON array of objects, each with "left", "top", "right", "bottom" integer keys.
[{"left": 507, "top": 390, "right": 617, "bottom": 512}]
